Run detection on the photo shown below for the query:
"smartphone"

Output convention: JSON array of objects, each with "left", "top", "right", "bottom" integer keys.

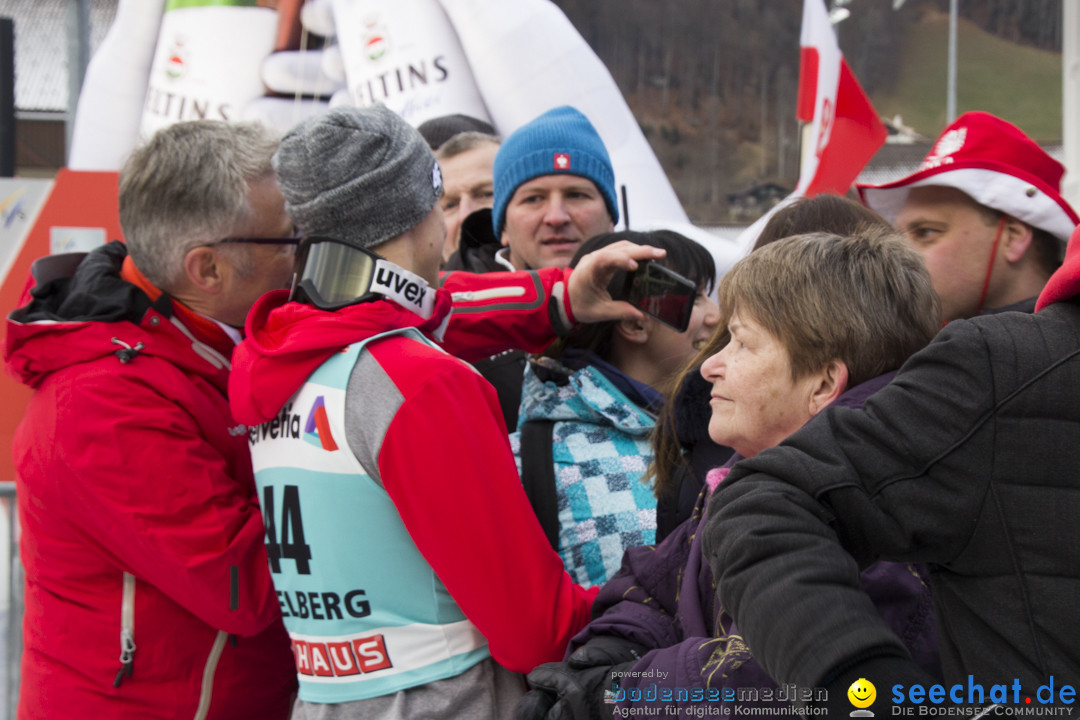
[{"left": 619, "top": 261, "right": 697, "bottom": 333}]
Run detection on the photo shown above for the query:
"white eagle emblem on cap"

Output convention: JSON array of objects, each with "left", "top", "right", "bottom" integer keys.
[{"left": 920, "top": 127, "right": 967, "bottom": 171}]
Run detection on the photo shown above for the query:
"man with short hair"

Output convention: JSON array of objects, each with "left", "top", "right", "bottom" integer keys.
[
  {"left": 5, "top": 120, "right": 297, "bottom": 719},
  {"left": 435, "top": 131, "right": 500, "bottom": 263},
  {"left": 416, "top": 112, "right": 497, "bottom": 151},
  {"left": 229, "top": 104, "right": 663, "bottom": 718},
  {"left": 858, "top": 111, "right": 1078, "bottom": 321},
  {"left": 494, "top": 105, "right": 619, "bottom": 271},
  {"left": 444, "top": 105, "right": 620, "bottom": 427}
]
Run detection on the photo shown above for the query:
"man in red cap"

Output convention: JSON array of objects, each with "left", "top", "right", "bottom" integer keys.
[{"left": 858, "top": 111, "right": 1078, "bottom": 320}]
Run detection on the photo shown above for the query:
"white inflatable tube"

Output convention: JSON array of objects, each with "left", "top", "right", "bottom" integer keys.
[
  {"left": 261, "top": 51, "right": 344, "bottom": 99},
  {"left": 68, "top": 0, "right": 166, "bottom": 170},
  {"left": 438, "top": 0, "right": 688, "bottom": 228}
]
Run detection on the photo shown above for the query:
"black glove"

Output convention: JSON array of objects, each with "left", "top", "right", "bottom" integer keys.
[
  {"left": 516, "top": 661, "right": 631, "bottom": 720},
  {"left": 566, "top": 635, "right": 648, "bottom": 670},
  {"left": 514, "top": 637, "right": 649, "bottom": 720}
]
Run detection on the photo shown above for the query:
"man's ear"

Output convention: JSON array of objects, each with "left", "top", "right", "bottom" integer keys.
[
  {"left": 500, "top": 231, "right": 510, "bottom": 248},
  {"left": 1001, "top": 216, "right": 1035, "bottom": 264},
  {"left": 183, "top": 246, "right": 226, "bottom": 295},
  {"left": 613, "top": 316, "right": 652, "bottom": 345},
  {"left": 807, "top": 359, "right": 849, "bottom": 417}
]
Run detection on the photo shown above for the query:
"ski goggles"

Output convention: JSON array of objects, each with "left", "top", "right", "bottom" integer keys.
[{"left": 290, "top": 236, "right": 435, "bottom": 318}]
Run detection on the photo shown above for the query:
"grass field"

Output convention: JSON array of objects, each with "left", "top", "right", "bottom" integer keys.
[{"left": 869, "top": 8, "right": 1062, "bottom": 142}]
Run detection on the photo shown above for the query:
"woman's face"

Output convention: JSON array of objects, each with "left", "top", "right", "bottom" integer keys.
[
  {"left": 700, "top": 309, "right": 825, "bottom": 458},
  {"left": 644, "top": 289, "right": 721, "bottom": 381}
]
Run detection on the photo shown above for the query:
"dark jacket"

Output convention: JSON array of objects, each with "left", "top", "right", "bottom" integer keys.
[
  {"left": 706, "top": 301, "right": 1080, "bottom": 698},
  {"left": 654, "top": 371, "right": 734, "bottom": 542},
  {"left": 573, "top": 373, "right": 940, "bottom": 714},
  {"left": 443, "top": 208, "right": 508, "bottom": 275}
]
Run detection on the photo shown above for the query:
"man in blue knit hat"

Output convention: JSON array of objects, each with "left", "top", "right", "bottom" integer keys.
[
  {"left": 494, "top": 106, "right": 619, "bottom": 271},
  {"left": 444, "top": 105, "right": 620, "bottom": 427},
  {"left": 447, "top": 105, "right": 619, "bottom": 275}
]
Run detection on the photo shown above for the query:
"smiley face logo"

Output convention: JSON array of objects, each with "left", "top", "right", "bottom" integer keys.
[{"left": 848, "top": 678, "right": 876, "bottom": 709}]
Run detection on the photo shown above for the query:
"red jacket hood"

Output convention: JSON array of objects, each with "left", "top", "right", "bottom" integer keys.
[
  {"left": 229, "top": 288, "right": 453, "bottom": 426},
  {"left": 5, "top": 244, "right": 234, "bottom": 392},
  {"left": 1037, "top": 223, "right": 1080, "bottom": 310}
]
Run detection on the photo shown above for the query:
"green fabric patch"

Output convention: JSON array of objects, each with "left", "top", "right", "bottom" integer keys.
[{"left": 166, "top": 0, "right": 261, "bottom": 11}]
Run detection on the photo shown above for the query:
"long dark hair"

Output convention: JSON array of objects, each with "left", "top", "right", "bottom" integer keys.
[{"left": 545, "top": 229, "right": 715, "bottom": 363}]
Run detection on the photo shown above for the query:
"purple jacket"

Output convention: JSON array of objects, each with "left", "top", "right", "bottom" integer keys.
[{"left": 569, "top": 373, "right": 941, "bottom": 713}]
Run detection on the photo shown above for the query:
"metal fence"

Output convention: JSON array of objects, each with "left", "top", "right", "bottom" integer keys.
[{"left": 0, "top": 483, "right": 19, "bottom": 720}]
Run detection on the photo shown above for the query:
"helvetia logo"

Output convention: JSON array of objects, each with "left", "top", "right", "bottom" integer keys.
[
  {"left": 249, "top": 402, "right": 302, "bottom": 446},
  {"left": 305, "top": 396, "right": 339, "bottom": 452}
]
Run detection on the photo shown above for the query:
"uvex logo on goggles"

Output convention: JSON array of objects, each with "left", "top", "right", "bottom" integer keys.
[{"left": 369, "top": 260, "right": 434, "bottom": 318}]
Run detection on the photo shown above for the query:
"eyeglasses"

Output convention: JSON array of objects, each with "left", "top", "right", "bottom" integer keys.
[{"left": 213, "top": 235, "right": 302, "bottom": 248}]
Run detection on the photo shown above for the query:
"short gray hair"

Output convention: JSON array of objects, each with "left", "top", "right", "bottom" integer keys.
[
  {"left": 435, "top": 131, "right": 500, "bottom": 161},
  {"left": 717, "top": 227, "right": 941, "bottom": 387},
  {"left": 119, "top": 120, "right": 279, "bottom": 291}
]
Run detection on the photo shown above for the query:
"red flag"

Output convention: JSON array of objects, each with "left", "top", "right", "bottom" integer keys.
[{"left": 795, "top": 0, "right": 887, "bottom": 196}]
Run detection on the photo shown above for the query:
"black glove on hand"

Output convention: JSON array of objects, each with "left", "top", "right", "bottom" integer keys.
[
  {"left": 516, "top": 661, "right": 631, "bottom": 720},
  {"left": 514, "top": 636, "right": 649, "bottom": 720},
  {"left": 567, "top": 635, "right": 648, "bottom": 670}
]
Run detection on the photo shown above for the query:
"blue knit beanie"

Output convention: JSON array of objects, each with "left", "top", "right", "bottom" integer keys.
[{"left": 492, "top": 105, "right": 618, "bottom": 237}]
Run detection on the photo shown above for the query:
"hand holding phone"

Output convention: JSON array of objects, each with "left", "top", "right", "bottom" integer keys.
[{"left": 619, "top": 261, "right": 697, "bottom": 333}]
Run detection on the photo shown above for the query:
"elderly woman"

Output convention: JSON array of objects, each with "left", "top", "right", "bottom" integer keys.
[
  {"left": 651, "top": 194, "right": 896, "bottom": 540},
  {"left": 516, "top": 228, "right": 943, "bottom": 719}
]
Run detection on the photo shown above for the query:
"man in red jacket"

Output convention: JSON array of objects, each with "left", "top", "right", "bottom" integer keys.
[{"left": 6, "top": 120, "right": 298, "bottom": 719}]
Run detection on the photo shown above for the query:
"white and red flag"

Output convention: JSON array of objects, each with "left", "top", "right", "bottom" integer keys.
[
  {"left": 795, "top": 0, "right": 887, "bottom": 196},
  {"left": 735, "top": 0, "right": 888, "bottom": 252}
]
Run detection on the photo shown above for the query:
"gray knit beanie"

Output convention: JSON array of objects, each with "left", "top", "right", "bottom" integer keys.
[{"left": 272, "top": 105, "right": 443, "bottom": 250}]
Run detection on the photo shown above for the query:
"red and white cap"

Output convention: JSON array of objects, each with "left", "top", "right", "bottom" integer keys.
[{"left": 857, "top": 112, "right": 1079, "bottom": 243}]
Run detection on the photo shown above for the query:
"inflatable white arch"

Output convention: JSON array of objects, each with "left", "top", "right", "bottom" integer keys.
[{"left": 68, "top": 0, "right": 741, "bottom": 275}]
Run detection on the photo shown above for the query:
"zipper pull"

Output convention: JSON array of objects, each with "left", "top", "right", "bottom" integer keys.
[{"left": 113, "top": 627, "right": 136, "bottom": 687}]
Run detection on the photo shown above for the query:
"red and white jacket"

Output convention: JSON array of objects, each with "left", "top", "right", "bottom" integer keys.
[
  {"left": 5, "top": 243, "right": 295, "bottom": 720},
  {"left": 229, "top": 265, "right": 599, "bottom": 679}
]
